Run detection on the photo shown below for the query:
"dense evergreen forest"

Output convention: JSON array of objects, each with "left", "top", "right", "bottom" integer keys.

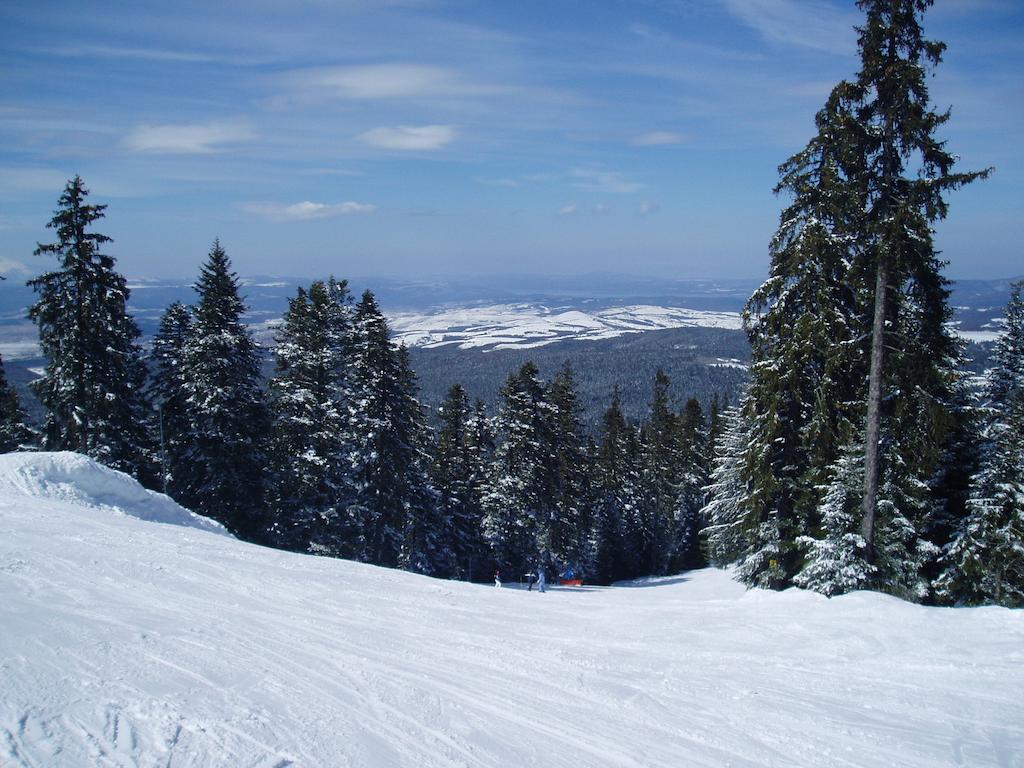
[
  {"left": 0, "top": 183, "right": 717, "bottom": 584},
  {"left": 408, "top": 325, "right": 749, "bottom": 427},
  {"left": 0, "top": 0, "right": 1020, "bottom": 605}
]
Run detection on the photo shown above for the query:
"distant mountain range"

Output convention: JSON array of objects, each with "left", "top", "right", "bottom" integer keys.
[
  {"left": 2, "top": 272, "right": 1013, "bottom": 425},
  {"left": 0, "top": 271, "right": 1012, "bottom": 428},
  {"left": 389, "top": 304, "right": 745, "bottom": 351},
  {"left": 1, "top": 274, "right": 1015, "bottom": 361}
]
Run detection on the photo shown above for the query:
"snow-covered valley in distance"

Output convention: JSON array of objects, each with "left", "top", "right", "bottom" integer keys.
[
  {"left": 0, "top": 274, "right": 1014, "bottom": 361},
  {"left": 2, "top": 452, "right": 1022, "bottom": 767},
  {"left": 389, "top": 303, "right": 744, "bottom": 351},
  {"left": 0, "top": 302, "right": 745, "bottom": 360}
]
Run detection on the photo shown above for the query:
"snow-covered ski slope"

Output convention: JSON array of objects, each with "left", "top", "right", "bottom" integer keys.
[{"left": 1, "top": 453, "right": 1022, "bottom": 767}]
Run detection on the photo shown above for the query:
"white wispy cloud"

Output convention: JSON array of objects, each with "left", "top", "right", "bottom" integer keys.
[
  {"left": 593, "top": 202, "right": 611, "bottom": 215},
  {"left": 633, "top": 131, "right": 689, "bottom": 147},
  {"left": 124, "top": 122, "right": 256, "bottom": 154},
  {"left": 240, "top": 200, "right": 377, "bottom": 222},
  {"left": 559, "top": 203, "right": 578, "bottom": 216},
  {"left": 34, "top": 45, "right": 263, "bottom": 65},
  {"left": 721, "top": 0, "right": 857, "bottom": 54},
  {"left": 357, "top": 125, "right": 456, "bottom": 151},
  {"left": 571, "top": 168, "right": 642, "bottom": 194},
  {"left": 640, "top": 200, "right": 660, "bottom": 216},
  {"left": 281, "top": 63, "right": 492, "bottom": 101}
]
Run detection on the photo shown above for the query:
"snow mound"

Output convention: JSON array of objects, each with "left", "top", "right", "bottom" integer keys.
[{"left": 0, "top": 451, "right": 228, "bottom": 536}]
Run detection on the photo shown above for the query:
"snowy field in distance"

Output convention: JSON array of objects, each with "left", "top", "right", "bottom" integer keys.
[
  {"left": 389, "top": 303, "right": 744, "bottom": 351},
  {"left": 2, "top": 452, "right": 1023, "bottom": 767}
]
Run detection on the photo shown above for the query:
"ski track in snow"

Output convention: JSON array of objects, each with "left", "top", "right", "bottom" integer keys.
[{"left": 2, "top": 453, "right": 1023, "bottom": 767}]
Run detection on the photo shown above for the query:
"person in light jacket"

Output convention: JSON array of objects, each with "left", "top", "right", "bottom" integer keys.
[{"left": 537, "top": 569, "right": 546, "bottom": 593}]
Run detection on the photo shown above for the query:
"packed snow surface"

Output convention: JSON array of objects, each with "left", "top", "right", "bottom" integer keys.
[
  {"left": 388, "top": 303, "right": 744, "bottom": 350},
  {"left": 2, "top": 453, "right": 1022, "bottom": 767}
]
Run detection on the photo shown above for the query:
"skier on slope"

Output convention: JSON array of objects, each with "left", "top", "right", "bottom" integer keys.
[
  {"left": 537, "top": 568, "right": 546, "bottom": 593},
  {"left": 494, "top": 569, "right": 502, "bottom": 588}
]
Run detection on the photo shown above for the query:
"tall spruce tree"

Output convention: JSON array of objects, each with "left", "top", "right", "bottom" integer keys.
[
  {"left": 147, "top": 301, "right": 193, "bottom": 497},
  {"left": 719, "top": 0, "right": 988, "bottom": 597},
  {"left": 347, "top": 290, "right": 399, "bottom": 564},
  {"left": 27, "top": 176, "right": 152, "bottom": 478},
  {"left": 738, "top": 85, "right": 865, "bottom": 589},
  {"left": 935, "top": 281, "right": 1024, "bottom": 606},
  {"left": 347, "top": 292, "right": 441, "bottom": 572},
  {"left": 671, "top": 397, "right": 709, "bottom": 572},
  {"left": 179, "top": 240, "right": 270, "bottom": 538},
  {"left": 465, "top": 398, "right": 497, "bottom": 579},
  {"left": 590, "top": 387, "right": 643, "bottom": 583},
  {"left": 637, "top": 369, "right": 681, "bottom": 576},
  {"left": 546, "top": 361, "right": 589, "bottom": 574},
  {"left": 482, "top": 362, "right": 557, "bottom": 578},
  {"left": 701, "top": 405, "right": 752, "bottom": 567},
  {"left": 849, "top": 0, "right": 989, "bottom": 574},
  {"left": 395, "top": 345, "right": 448, "bottom": 576},
  {"left": 432, "top": 385, "right": 490, "bottom": 580},
  {"left": 267, "top": 278, "right": 354, "bottom": 553},
  {"left": 0, "top": 352, "right": 32, "bottom": 452}
]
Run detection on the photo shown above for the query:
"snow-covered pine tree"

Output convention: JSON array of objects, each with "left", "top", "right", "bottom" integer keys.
[
  {"left": 27, "top": 176, "right": 152, "bottom": 479},
  {"left": 637, "top": 369, "right": 681, "bottom": 576},
  {"left": 267, "top": 278, "right": 354, "bottom": 553},
  {"left": 465, "top": 398, "right": 496, "bottom": 580},
  {"left": 178, "top": 240, "right": 270, "bottom": 539},
  {"left": 795, "top": 444, "right": 872, "bottom": 595},
  {"left": 700, "top": 404, "right": 752, "bottom": 567},
  {"left": 589, "top": 387, "right": 643, "bottom": 584},
  {"left": 432, "top": 385, "right": 490, "bottom": 579},
  {"left": 394, "top": 344, "right": 448, "bottom": 576},
  {"left": 737, "top": 84, "right": 864, "bottom": 589},
  {"left": 727, "top": 0, "right": 986, "bottom": 598},
  {"left": 147, "top": 301, "right": 193, "bottom": 497},
  {"left": 347, "top": 290, "right": 399, "bottom": 564},
  {"left": 546, "top": 361, "right": 589, "bottom": 575},
  {"left": 347, "top": 291, "right": 442, "bottom": 572},
  {"left": 0, "top": 352, "right": 32, "bottom": 452},
  {"left": 849, "top": 0, "right": 989, "bottom": 577},
  {"left": 795, "top": 437, "right": 936, "bottom": 599},
  {"left": 935, "top": 281, "right": 1024, "bottom": 606},
  {"left": 872, "top": 470, "right": 937, "bottom": 600},
  {"left": 670, "top": 397, "right": 709, "bottom": 572},
  {"left": 482, "top": 362, "right": 557, "bottom": 579},
  {"left": 617, "top": 418, "right": 646, "bottom": 580}
]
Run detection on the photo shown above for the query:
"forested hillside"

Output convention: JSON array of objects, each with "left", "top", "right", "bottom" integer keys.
[{"left": 409, "top": 325, "right": 749, "bottom": 426}]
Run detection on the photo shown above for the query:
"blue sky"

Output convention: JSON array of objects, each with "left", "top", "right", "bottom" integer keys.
[{"left": 1, "top": 0, "right": 1021, "bottom": 281}]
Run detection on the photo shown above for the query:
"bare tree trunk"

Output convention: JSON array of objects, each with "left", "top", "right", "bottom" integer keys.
[{"left": 861, "top": 260, "right": 888, "bottom": 561}]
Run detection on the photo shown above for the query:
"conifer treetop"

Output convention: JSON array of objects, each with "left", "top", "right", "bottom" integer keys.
[{"left": 34, "top": 175, "right": 112, "bottom": 263}]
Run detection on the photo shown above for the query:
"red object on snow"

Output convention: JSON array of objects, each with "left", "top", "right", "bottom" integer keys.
[{"left": 560, "top": 579, "right": 583, "bottom": 586}]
